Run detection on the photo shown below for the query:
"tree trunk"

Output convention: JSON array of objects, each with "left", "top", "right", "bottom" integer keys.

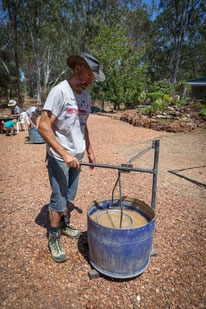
[
  {"left": 101, "top": 99, "right": 105, "bottom": 111},
  {"left": 7, "top": 0, "right": 23, "bottom": 106},
  {"left": 30, "top": 28, "right": 41, "bottom": 104},
  {"left": 14, "top": 42, "right": 23, "bottom": 106},
  {"left": 35, "top": 35, "right": 41, "bottom": 104},
  {"left": 171, "top": 44, "right": 181, "bottom": 86}
]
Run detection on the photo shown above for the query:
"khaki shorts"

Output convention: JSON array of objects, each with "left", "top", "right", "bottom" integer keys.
[{"left": 12, "top": 119, "right": 17, "bottom": 124}]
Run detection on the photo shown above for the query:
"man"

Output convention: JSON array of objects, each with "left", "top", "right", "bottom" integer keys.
[
  {"left": 7, "top": 99, "right": 21, "bottom": 134},
  {"left": 26, "top": 104, "right": 42, "bottom": 128},
  {"left": 38, "top": 53, "right": 105, "bottom": 263},
  {"left": 7, "top": 99, "right": 21, "bottom": 123}
]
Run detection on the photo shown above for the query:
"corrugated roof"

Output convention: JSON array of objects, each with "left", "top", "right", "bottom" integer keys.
[{"left": 187, "top": 77, "right": 206, "bottom": 86}]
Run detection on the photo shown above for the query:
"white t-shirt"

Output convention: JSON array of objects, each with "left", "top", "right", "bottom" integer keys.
[
  {"left": 43, "top": 80, "right": 91, "bottom": 161},
  {"left": 26, "top": 106, "right": 40, "bottom": 125},
  {"left": 11, "top": 105, "right": 21, "bottom": 120}
]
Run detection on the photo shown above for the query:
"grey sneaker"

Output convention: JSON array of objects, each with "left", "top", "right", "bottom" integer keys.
[
  {"left": 60, "top": 221, "right": 80, "bottom": 239},
  {"left": 48, "top": 229, "right": 66, "bottom": 263}
]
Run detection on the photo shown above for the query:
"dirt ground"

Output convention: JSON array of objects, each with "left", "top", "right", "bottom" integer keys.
[{"left": 0, "top": 114, "right": 205, "bottom": 308}]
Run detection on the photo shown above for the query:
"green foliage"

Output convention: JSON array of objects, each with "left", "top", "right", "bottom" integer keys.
[
  {"left": 138, "top": 91, "right": 147, "bottom": 105},
  {"left": 174, "top": 80, "right": 191, "bottom": 96},
  {"left": 164, "top": 94, "right": 170, "bottom": 102},
  {"left": 142, "top": 100, "right": 168, "bottom": 116},
  {"left": 198, "top": 98, "right": 206, "bottom": 104},
  {"left": 199, "top": 107, "right": 206, "bottom": 116},
  {"left": 176, "top": 99, "right": 187, "bottom": 106},
  {"left": 191, "top": 103, "right": 203, "bottom": 110},
  {"left": 156, "top": 1, "right": 205, "bottom": 84},
  {"left": 1, "top": 0, "right": 205, "bottom": 104},
  {"left": 89, "top": 25, "right": 149, "bottom": 109},
  {"left": 148, "top": 80, "right": 172, "bottom": 94},
  {"left": 146, "top": 92, "right": 164, "bottom": 102}
]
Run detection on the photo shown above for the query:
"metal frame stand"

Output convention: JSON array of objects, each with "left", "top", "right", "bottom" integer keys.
[{"left": 81, "top": 139, "right": 160, "bottom": 279}]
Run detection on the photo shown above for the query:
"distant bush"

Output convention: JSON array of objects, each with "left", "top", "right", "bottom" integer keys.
[
  {"left": 176, "top": 99, "right": 187, "bottom": 106},
  {"left": 174, "top": 80, "right": 191, "bottom": 97},
  {"left": 148, "top": 80, "right": 173, "bottom": 94},
  {"left": 164, "top": 94, "right": 171, "bottom": 102},
  {"left": 199, "top": 97, "right": 206, "bottom": 104},
  {"left": 191, "top": 103, "right": 203, "bottom": 110},
  {"left": 138, "top": 91, "right": 146, "bottom": 105},
  {"left": 146, "top": 92, "right": 164, "bottom": 103},
  {"left": 142, "top": 100, "right": 169, "bottom": 116},
  {"left": 199, "top": 107, "right": 206, "bottom": 116}
]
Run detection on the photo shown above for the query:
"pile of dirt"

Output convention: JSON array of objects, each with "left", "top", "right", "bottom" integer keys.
[{"left": 119, "top": 99, "right": 206, "bottom": 133}]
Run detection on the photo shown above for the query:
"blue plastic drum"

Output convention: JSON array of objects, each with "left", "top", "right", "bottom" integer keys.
[
  {"left": 28, "top": 128, "right": 45, "bottom": 144},
  {"left": 87, "top": 197, "right": 155, "bottom": 279}
]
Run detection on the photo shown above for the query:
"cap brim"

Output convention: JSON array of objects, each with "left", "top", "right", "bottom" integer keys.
[
  {"left": 93, "top": 70, "right": 105, "bottom": 82},
  {"left": 67, "top": 55, "right": 105, "bottom": 82}
]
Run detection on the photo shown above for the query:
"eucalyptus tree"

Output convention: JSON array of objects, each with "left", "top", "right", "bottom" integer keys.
[
  {"left": 180, "top": 13, "right": 206, "bottom": 79},
  {"left": 0, "top": 49, "right": 17, "bottom": 99},
  {"left": 20, "top": 0, "right": 63, "bottom": 103},
  {"left": 124, "top": 0, "right": 155, "bottom": 46},
  {"left": 1, "top": 0, "right": 24, "bottom": 105},
  {"left": 158, "top": 0, "right": 205, "bottom": 85}
]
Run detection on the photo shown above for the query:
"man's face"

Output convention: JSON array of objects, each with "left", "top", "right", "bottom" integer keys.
[{"left": 75, "top": 64, "right": 95, "bottom": 90}]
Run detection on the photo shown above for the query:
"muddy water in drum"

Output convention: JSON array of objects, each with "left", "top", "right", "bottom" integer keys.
[{"left": 91, "top": 208, "right": 149, "bottom": 229}]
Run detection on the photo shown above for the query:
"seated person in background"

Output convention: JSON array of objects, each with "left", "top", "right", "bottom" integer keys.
[
  {"left": 7, "top": 100, "right": 21, "bottom": 125},
  {"left": 26, "top": 104, "right": 42, "bottom": 128},
  {"left": 4, "top": 120, "right": 16, "bottom": 136}
]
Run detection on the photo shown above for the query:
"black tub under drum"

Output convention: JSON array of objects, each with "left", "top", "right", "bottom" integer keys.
[{"left": 87, "top": 196, "right": 155, "bottom": 279}]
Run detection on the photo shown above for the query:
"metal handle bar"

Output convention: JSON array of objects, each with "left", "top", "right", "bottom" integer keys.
[
  {"left": 80, "top": 139, "right": 160, "bottom": 213},
  {"left": 80, "top": 162, "right": 155, "bottom": 174}
]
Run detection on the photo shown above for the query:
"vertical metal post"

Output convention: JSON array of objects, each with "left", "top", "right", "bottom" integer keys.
[
  {"left": 151, "top": 140, "right": 160, "bottom": 211},
  {"left": 118, "top": 171, "right": 123, "bottom": 228}
]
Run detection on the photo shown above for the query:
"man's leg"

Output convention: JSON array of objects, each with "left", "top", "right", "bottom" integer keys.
[
  {"left": 60, "top": 167, "right": 81, "bottom": 239},
  {"left": 47, "top": 156, "right": 69, "bottom": 262}
]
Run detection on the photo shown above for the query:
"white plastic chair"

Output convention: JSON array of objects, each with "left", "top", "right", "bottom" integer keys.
[{"left": 17, "top": 112, "right": 27, "bottom": 132}]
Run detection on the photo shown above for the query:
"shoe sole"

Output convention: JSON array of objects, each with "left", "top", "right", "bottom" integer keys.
[
  {"left": 51, "top": 255, "right": 66, "bottom": 263},
  {"left": 61, "top": 230, "right": 81, "bottom": 239}
]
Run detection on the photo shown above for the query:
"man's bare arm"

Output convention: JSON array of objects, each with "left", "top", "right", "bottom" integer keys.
[{"left": 28, "top": 116, "right": 35, "bottom": 128}]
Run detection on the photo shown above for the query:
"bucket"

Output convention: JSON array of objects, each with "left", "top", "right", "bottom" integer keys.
[
  {"left": 28, "top": 127, "right": 45, "bottom": 144},
  {"left": 87, "top": 196, "right": 155, "bottom": 279}
]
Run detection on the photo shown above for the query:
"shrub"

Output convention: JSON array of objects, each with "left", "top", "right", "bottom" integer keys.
[
  {"left": 174, "top": 80, "right": 191, "bottom": 97},
  {"left": 146, "top": 92, "right": 164, "bottom": 103},
  {"left": 191, "top": 103, "right": 203, "bottom": 110},
  {"left": 142, "top": 100, "right": 169, "bottom": 116},
  {"left": 148, "top": 80, "right": 173, "bottom": 94},
  {"left": 138, "top": 91, "right": 146, "bottom": 105},
  {"left": 176, "top": 98, "right": 187, "bottom": 106},
  {"left": 164, "top": 94, "right": 171, "bottom": 102},
  {"left": 199, "top": 107, "right": 206, "bottom": 116}
]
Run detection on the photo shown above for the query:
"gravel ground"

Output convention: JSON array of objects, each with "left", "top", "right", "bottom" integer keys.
[{"left": 0, "top": 114, "right": 205, "bottom": 308}]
